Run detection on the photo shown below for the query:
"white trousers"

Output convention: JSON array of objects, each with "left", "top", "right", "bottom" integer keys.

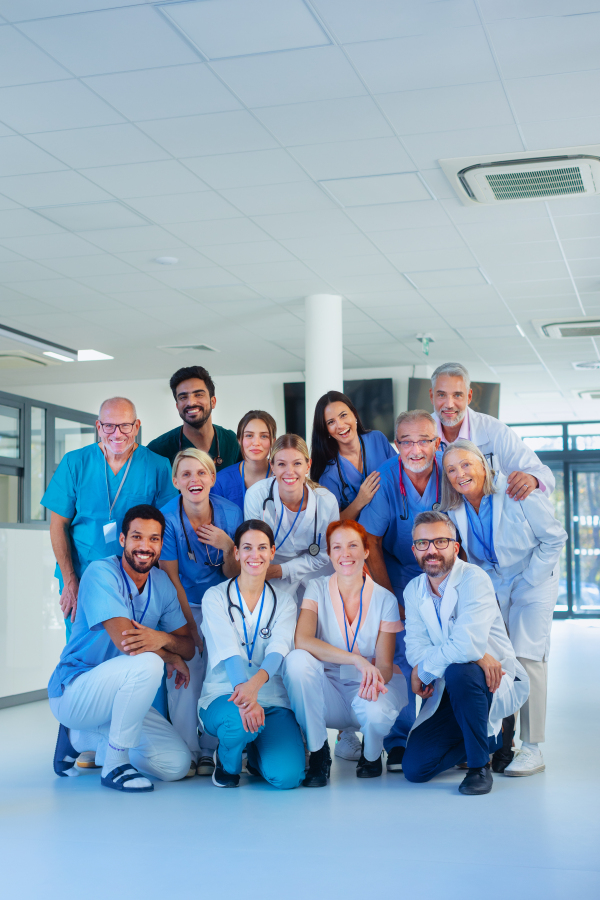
[
  {"left": 49, "top": 653, "right": 191, "bottom": 781},
  {"left": 498, "top": 570, "right": 558, "bottom": 661},
  {"left": 283, "top": 649, "right": 407, "bottom": 761},
  {"left": 517, "top": 657, "right": 548, "bottom": 744},
  {"left": 166, "top": 605, "right": 217, "bottom": 761}
]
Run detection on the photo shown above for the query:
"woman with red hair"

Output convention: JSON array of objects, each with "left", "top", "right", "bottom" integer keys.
[{"left": 282, "top": 520, "right": 407, "bottom": 787}]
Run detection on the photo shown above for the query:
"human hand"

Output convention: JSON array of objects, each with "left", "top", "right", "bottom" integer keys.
[
  {"left": 239, "top": 700, "right": 265, "bottom": 733},
  {"left": 411, "top": 665, "right": 435, "bottom": 699},
  {"left": 60, "top": 576, "right": 79, "bottom": 623},
  {"left": 475, "top": 653, "right": 505, "bottom": 693},
  {"left": 166, "top": 655, "right": 190, "bottom": 689},
  {"left": 506, "top": 471, "right": 538, "bottom": 500},
  {"left": 229, "top": 680, "right": 260, "bottom": 709},
  {"left": 267, "top": 564, "right": 282, "bottom": 580},
  {"left": 195, "top": 524, "right": 233, "bottom": 553},
  {"left": 355, "top": 658, "right": 388, "bottom": 702},
  {"left": 121, "top": 619, "right": 167, "bottom": 655},
  {"left": 356, "top": 472, "right": 381, "bottom": 508}
]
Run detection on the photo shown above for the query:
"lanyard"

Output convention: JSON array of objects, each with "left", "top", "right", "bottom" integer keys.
[
  {"left": 178, "top": 496, "right": 222, "bottom": 567},
  {"left": 465, "top": 497, "right": 498, "bottom": 565},
  {"left": 273, "top": 487, "right": 305, "bottom": 549},
  {"left": 341, "top": 577, "right": 365, "bottom": 654},
  {"left": 119, "top": 557, "right": 151, "bottom": 624},
  {"left": 398, "top": 457, "right": 440, "bottom": 517},
  {"left": 241, "top": 461, "right": 271, "bottom": 499},
  {"left": 235, "top": 578, "right": 266, "bottom": 667},
  {"left": 104, "top": 448, "right": 134, "bottom": 521}
]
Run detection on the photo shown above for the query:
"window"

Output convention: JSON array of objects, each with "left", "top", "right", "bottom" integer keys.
[{"left": 54, "top": 417, "right": 96, "bottom": 465}]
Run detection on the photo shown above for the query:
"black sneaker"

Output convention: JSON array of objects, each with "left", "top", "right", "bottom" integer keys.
[
  {"left": 211, "top": 750, "right": 240, "bottom": 788},
  {"left": 356, "top": 751, "right": 383, "bottom": 778},
  {"left": 303, "top": 740, "right": 331, "bottom": 787},
  {"left": 386, "top": 746, "right": 405, "bottom": 772},
  {"left": 458, "top": 763, "right": 493, "bottom": 795}
]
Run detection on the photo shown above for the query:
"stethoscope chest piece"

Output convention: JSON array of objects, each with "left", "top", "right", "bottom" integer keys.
[
  {"left": 308, "top": 542, "right": 320, "bottom": 557},
  {"left": 259, "top": 626, "right": 272, "bottom": 639},
  {"left": 432, "top": 502, "right": 441, "bottom": 511}
]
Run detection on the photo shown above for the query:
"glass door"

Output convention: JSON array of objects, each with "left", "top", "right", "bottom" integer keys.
[{"left": 570, "top": 463, "right": 600, "bottom": 614}]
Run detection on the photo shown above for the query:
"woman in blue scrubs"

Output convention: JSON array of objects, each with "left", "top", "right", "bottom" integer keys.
[
  {"left": 310, "top": 391, "right": 396, "bottom": 520},
  {"left": 211, "top": 410, "right": 276, "bottom": 512},
  {"left": 159, "top": 448, "right": 243, "bottom": 777}
]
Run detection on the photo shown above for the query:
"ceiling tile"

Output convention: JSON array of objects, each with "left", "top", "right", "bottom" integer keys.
[
  {"left": 0, "top": 232, "right": 99, "bottom": 259},
  {"left": 82, "top": 225, "right": 183, "bottom": 253},
  {"left": 139, "top": 111, "right": 278, "bottom": 158},
  {"left": 409, "top": 267, "right": 486, "bottom": 288},
  {"left": 168, "top": 217, "right": 269, "bottom": 246},
  {"left": 0, "top": 208, "right": 64, "bottom": 237},
  {"left": 0, "top": 135, "right": 68, "bottom": 177},
  {"left": 387, "top": 246, "right": 478, "bottom": 271},
  {"left": 225, "top": 259, "right": 316, "bottom": 283},
  {"left": 554, "top": 214, "right": 600, "bottom": 241},
  {"left": 220, "top": 181, "right": 334, "bottom": 216},
  {"left": 459, "top": 218, "right": 556, "bottom": 244},
  {"left": 80, "top": 160, "right": 207, "bottom": 199},
  {"left": 108, "top": 287, "right": 204, "bottom": 308},
  {"left": 183, "top": 148, "right": 306, "bottom": 189},
  {"left": 164, "top": 0, "right": 329, "bottom": 59},
  {"left": 475, "top": 241, "right": 562, "bottom": 267},
  {"left": 211, "top": 46, "right": 367, "bottom": 107},
  {"left": 321, "top": 173, "right": 431, "bottom": 206},
  {"left": 324, "top": 272, "right": 414, "bottom": 293},
  {"left": 126, "top": 191, "right": 239, "bottom": 224},
  {"left": 290, "top": 137, "right": 415, "bottom": 181},
  {"left": 254, "top": 97, "right": 393, "bottom": 146},
  {"left": 247, "top": 277, "right": 333, "bottom": 298},
  {"left": 115, "top": 248, "right": 211, "bottom": 271},
  {"left": 520, "top": 116, "right": 600, "bottom": 151},
  {"left": 251, "top": 208, "right": 359, "bottom": 239},
  {"left": 0, "top": 23, "right": 71, "bottom": 85},
  {"left": 487, "top": 260, "right": 569, "bottom": 282},
  {"left": 370, "top": 225, "right": 467, "bottom": 254},
  {"left": 402, "top": 124, "right": 524, "bottom": 170},
  {"left": 312, "top": 0, "right": 479, "bottom": 43},
  {"left": 488, "top": 13, "right": 600, "bottom": 79},
  {"left": 34, "top": 201, "right": 148, "bottom": 231},
  {"left": 31, "top": 124, "right": 170, "bottom": 168},
  {"left": 346, "top": 199, "right": 448, "bottom": 232},
  {"left": 479, "top": 1, "right": 600, "bottom": 23},
  {"left": 151, "top": 265, "right": 240, "bottom": 289},
  {"left": 0, "top": 259, "right": 59, "bottom": 282},
  {"left": 562, "top": 237, "right": 600, "bottom": 260},
  {"left": 0, "top": 170, "right": 110, "bottom": 207},
  {"left": 44, "top": 254, "right": 138, "bottom": 277},
  {"left": 281, "top": 233, "right": 377, "bottom": 258},
  {"left": 508, "top": 70, "right": 600, "bottom": 124},
  {"left": 0, "top": 79, "right": 124, "bottom": 133},
  {"left": 379, "top": 82, "right": 513, "bottom": 136},
  {"left": 201, "top": 241, "right": 295, "bottom": 266},
  {"left": 184, "top": 285, "right": 264, "bottom": 303},
  {"left": 306, "top": 255, "right": 395, "bottom": 279},
  {"left": 19, "top": 5, "right": 200, "bottom": 76}
]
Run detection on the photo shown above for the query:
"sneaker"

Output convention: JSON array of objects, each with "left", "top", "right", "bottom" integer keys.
[
  {"left": 303, "top": 741, "right": 332, "bottom": 788},
  {"left": 386, "top": 746, "right": 405, "bottom": 772},
  {"left": 76, "top": 751, "right": 99, "bottom": 769},
  {"left": 458, "top": 763, "right": 493, "bottom": 795},
  {"left": 334, "top": 730, "right": 362, "bottom": 761},
  {"left": 356, "top": 751, "right": 383, "bottom": 779},
  {"left": 504, "top": 746, "right": 545, "bottom": 777},
  {"left": 184, "top": 763, "right": 197, "bottom": 778},
  {"left": 211, "top": 750, "right": 240, "bottom": 788},
  {"left": 197, "top": 755, "right": 215, "bottom": 776}
]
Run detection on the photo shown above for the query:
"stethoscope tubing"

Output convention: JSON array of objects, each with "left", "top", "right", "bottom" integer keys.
[{"left": 226, "top": 577, "right": 278, "bottom": 640}]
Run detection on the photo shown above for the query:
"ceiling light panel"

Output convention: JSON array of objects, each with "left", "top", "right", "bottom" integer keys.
[
  {"left": 163, "top": 0, "right": 330, "bottom": 59},
  {"left": 320, "top": 173, "right": 430, "bottom": 207},
  {"left": 34, "top": 202, "right": 148, "bottom": 232}
]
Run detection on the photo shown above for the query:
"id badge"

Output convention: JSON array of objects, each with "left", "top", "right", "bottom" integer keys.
[{"left": 103, "top": 521, "right": 117, "bottom": 544}]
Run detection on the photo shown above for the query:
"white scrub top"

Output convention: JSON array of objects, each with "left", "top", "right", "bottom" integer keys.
[{"left": 198, "top": 579, "right": 297, "bottom": 713}]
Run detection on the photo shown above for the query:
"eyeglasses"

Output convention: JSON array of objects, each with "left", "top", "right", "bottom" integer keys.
[
  {"left": 99, "top": 422, "right": 136, "bottom": 435},
  {"left": 413, "top": 538, "right": 453, "bottom": 551},
  {"left": 396, "top": 439, "right": 437, "bottom": 450}
]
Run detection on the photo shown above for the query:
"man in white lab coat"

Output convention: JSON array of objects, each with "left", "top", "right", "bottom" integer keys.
[
  {"left": 402, "top": 511, "right": 529, "bottom": 795},
  {"left": 429, "top": 362, "right": 555, "bottom": 500}
]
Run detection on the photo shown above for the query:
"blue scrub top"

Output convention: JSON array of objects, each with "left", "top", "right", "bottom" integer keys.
[
  {"left": 319, "top": 430, "right": 397, "bottom": 511},
  {"left": 360, "top": 451, "right": 443, "bottom": 604},
  {"left": 465, "top": 494, "right": 497, "bottom": 566},
  {"left": 212, "top": 462, "right": 245, "bottom": 512},
  {"left": 160, "top": 493, "right": 243, "bottom": 606},
  {"left": 48, "top": 556, "right": 186, "bottom": 698},
  {"left": 42, "top": 443, "right": 177, "bottom": 586}
]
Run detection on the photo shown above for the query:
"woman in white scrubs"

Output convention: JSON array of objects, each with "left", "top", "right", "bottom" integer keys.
[
  {"left": 283, "top": 520, "right": 407, "bottom": 787},
  {"left": 212, "top": 410, "right": 276, "bottom": 513},
  {"left": 244, "top": 434, "right": 339, "bottom": 602},
  {"left": 198, "top": 520, "right": 305, "bottom": 789},
  {"left": 441, "top": 439, "right": 567, "bottom": 777}
]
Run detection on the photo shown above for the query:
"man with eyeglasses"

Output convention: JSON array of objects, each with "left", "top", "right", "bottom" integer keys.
[
  {"left": 43, "top": 397, "right": 177, "bottom": 643},
  {"left": 402, "top": 510, "right": 529, "bottom": 795},
  {"left": 360, "top": 409, "right": 443, "bottom": 772}
]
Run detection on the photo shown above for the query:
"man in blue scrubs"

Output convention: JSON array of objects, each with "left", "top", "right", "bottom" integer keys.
[
  {"left": 42, "top": 396, "right": 176, "bottom": 641},
  {"left": 361, "top": 410, "right": 442, "bottom": 773}
]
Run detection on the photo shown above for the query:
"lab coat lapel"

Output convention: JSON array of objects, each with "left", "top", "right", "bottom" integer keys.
[
  {"left": 439, "top": 562, "right": 461, "bottom": 639},
  {"left": 467, "top": 408, "right": 490, "bottom": 447},
  {"left": 454, "top": 503, "right": 469, "bottom": 554},
  {"left": 418, "top": 579, "right": 444, "bottom": 643},
  {"left": 491, "top": 478, "right": 504, "bottom": 556}
]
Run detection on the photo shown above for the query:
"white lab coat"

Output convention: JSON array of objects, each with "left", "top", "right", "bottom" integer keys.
[
  {"left": 404, "top": 559, "right": 530, "bottom": 737},
  {"left": 447, "top": 474, "right": 567, "bottom": 660},
  {"left": 434, "top": 407, "right": 555, "bottom": 495},
  {"left": 244, "top": 477, "right": 339, "bottom": 600}
]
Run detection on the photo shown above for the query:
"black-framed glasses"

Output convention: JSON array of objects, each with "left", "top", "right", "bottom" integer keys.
[
  {"left": 99, "top": 422, "right": 136, "bottom": 434},
  {"left": 413, "top": 537, "right": 453, "bottom": 551},
  {"left": 397, "top": 438, "right": 437, "bottom": 450}
]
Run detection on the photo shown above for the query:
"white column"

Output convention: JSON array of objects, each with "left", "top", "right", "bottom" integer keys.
[{"left": 304, "top": 294, "right": 343, "bottom": 441}]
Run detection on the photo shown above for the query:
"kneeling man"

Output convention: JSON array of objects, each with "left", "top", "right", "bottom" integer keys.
[
  {"left": 49, "top": 505, "right": 194, "bottom": 793},
  {"left": 403, "top": 511, "right": 529, "bottom": 795}
]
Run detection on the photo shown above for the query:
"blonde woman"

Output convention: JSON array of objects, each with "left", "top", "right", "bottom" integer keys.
[
  {"left": 212, "top": 410, "right": 276, "bottom": 512},
  {"left": 159, "top": 448, "right": 242, "bottom": 777},
  {"left": 244, "top": 434, "right": 339, "bottom": 602}
]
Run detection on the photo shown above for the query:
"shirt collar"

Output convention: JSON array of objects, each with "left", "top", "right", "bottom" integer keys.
[
  {"left": 426, "top": 571, "right": 450, "bottom": 600},
  {"left": 436, "top": 407, "right": 470, "bottom": 443}
]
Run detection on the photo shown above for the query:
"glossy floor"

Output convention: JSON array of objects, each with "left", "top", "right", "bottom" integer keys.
[{"left": 1, "top": 620, "right": 599, "bottom": 900}]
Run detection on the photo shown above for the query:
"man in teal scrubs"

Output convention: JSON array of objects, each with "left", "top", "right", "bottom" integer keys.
[
  {"left": 42, "top": 396, "right": 177, "bottom": 641},
  {"left": 147, "top": 365, "right": 240, "bottom": 472}
]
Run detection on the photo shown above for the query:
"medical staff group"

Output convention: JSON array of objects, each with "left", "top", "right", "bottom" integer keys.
[{"left": 47, "top": 362, "right": 566, "bottom": 796}]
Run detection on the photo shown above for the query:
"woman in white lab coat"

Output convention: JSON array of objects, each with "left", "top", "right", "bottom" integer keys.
[
  {"left": 198, "top": 519, "right": 305, "bottom": 789},
  {"left": 244, "top": 434, "right": 339, "bottom": 602},
  {"left": 282, "top": 519, "right": 407, "bottom": 786},
  {"left": 441, "top": 439, "right": 567, "bottom": 777}
]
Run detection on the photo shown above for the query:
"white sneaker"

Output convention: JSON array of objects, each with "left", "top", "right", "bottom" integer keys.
[
  {"left": 334, "top": 731, "right": 362, "bottom": 761},
  {"left": 504, "top": 746, "right": 545, "bottom": 777}
]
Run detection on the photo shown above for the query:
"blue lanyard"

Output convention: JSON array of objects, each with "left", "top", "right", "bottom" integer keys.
[
  {"left": 241, "top": 461, "right": 271, "bottom": 499},
  {"left": 119, "top": 557, "right": 151, "bottom": 624},
  {"left": 465, "top": 498, "right": 498, "bottom": 565},
  {"left": 235, "top": 578, "right": 266, "bottom": 667},
  {"left": 273, "top": 489, "right": 305, "bottom": 550},
  {"left": 341, "top": 577, "right": 365, "bottom": 654}
]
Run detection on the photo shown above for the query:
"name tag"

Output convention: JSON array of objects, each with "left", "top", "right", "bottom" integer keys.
[{"left": 103, "top": 521, "right": 117, "bottom": 544}]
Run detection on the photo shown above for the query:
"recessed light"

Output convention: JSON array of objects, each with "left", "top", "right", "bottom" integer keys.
[
  {"left": 43, "top": 351, "right": 74, "bottom": 363},
  {"left": 155, "top": 256, "right": 179, "bottom": 265},
  {"left": 77, "top": 349, "right": 114, "bottom": 362}
]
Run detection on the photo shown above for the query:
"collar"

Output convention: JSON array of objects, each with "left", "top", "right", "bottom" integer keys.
[
  {"left": 426, "top": 570, "right": 450, "bottom": 600},
  {"left": 328, "top": 573, "right": 374, "bottom": 654},
  {"left": 435, "top": 407, "right": 470, "bottom": 443}
]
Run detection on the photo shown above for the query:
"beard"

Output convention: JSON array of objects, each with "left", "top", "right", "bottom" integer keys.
[
  {"left": 124, "top": 547, "right": 159, "bottom": 574},
  {"left": 439, "top": 406, "right": 466, "bottom": 428},
  {"left": 403, "top": 457, "right": 433, "bottom": 474},
  {"left": 417, "top": 553, "right": 454, "bottom": 578},
  {"left": 180, "top": 405, "right": 211, "bottom": 430}
]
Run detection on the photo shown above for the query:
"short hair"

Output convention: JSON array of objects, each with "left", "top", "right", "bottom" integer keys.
[
  {"left": 394, "top": 409, "right": 437, "bottom": 438},
  {"left": 431, "top": 362, "right": 471, "bottom": 392},
  {"left": 172, "top": 448, "right": 216, "bottom": 481},
  {"left": 98, "top": 397, "right": 137, "bottom": 420},
  {"left": 170, "top": 366, "right": 215, "bottom": 400},
  {"left": 411, "top": 510, "right": 456, "bottom": 540},
  {"left": 234, "top": 519, "right": 275, "bottom": 548},
  {"left": 122, "top": 504, "right": 165, "bottom": 538},
  {"left": 236, "top": 410, "right": 277, "bottom": 450},
  {"left": 326, "top": 519, "right": 369, "bottom": 555},
  {"left": 441, "top": 439, "right": 496, "bottom": 510}
]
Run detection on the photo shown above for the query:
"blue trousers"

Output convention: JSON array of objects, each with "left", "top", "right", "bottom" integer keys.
[
  {"left": 201, "top": 696, "right": 305, "bottom": 790},
  {"left": 383, "top": 630, "right": 416, "bottom": 751},
  {"left": 403, "top": 663, "right": 499, "bottom": 782}
]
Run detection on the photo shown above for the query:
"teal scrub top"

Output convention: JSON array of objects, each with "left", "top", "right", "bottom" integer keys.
[
  {"left": 42, "top": 443, "right": 177, "bottom": 586},
  {"left": 147, "top": 423, "right": 241, "bottom": 471}
]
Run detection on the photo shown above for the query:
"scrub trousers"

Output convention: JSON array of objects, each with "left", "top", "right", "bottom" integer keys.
[
  {"left": 200, "top": 695, "right": 305, "bottom": 790},
  {"left": 283, "top": 649, "right": 407, "bottom": 762},
  {"left": 49, "top": 653, "right": 191, "bottom": 781},
  {"left": 166, "top": 605, "right": 217, "bottom": 761},
  {"left": 403, "top": 663, "right": 500, "bottom": 782},
  {"left": 383, "top": 630, "right": 416, "bottom": 752}
]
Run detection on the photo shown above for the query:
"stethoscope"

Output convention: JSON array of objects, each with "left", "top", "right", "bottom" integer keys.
[
  {"left": 178, "top": 425, "right": 222, "bottom": 467},
  {"left": 335, "top": 434, "right": 367, "bottom": 509},
  {"left": 178, "top": 495, "right": 222, "bottom": 567},
  {"left": 119, "top": 557, "right": 151, "bottom": 624},
  {"left": 262, "top": 477, "right": 320, "bottom": 556},
  {"left": 397, "top": 457, "right": 441, "bottom": 520},
  {"left": 226, "top": 577, "right": 278, "bottom": 642}
]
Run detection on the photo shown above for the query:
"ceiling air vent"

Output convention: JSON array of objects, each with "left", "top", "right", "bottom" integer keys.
[
  {"left": 573, "top": 361, "right": 600, "bottom": 370},
  {"left": 533, "top": 318, "right": 600, "bottom": 339},
  {"left": 440, "top": 145, "right": 600, "bottom": 206},
  {"left": 578, "top": 390, "right": 600, "bottom": 400},
  {"left": 159, "top": 343, "right": 219, "bottom": 355}
]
